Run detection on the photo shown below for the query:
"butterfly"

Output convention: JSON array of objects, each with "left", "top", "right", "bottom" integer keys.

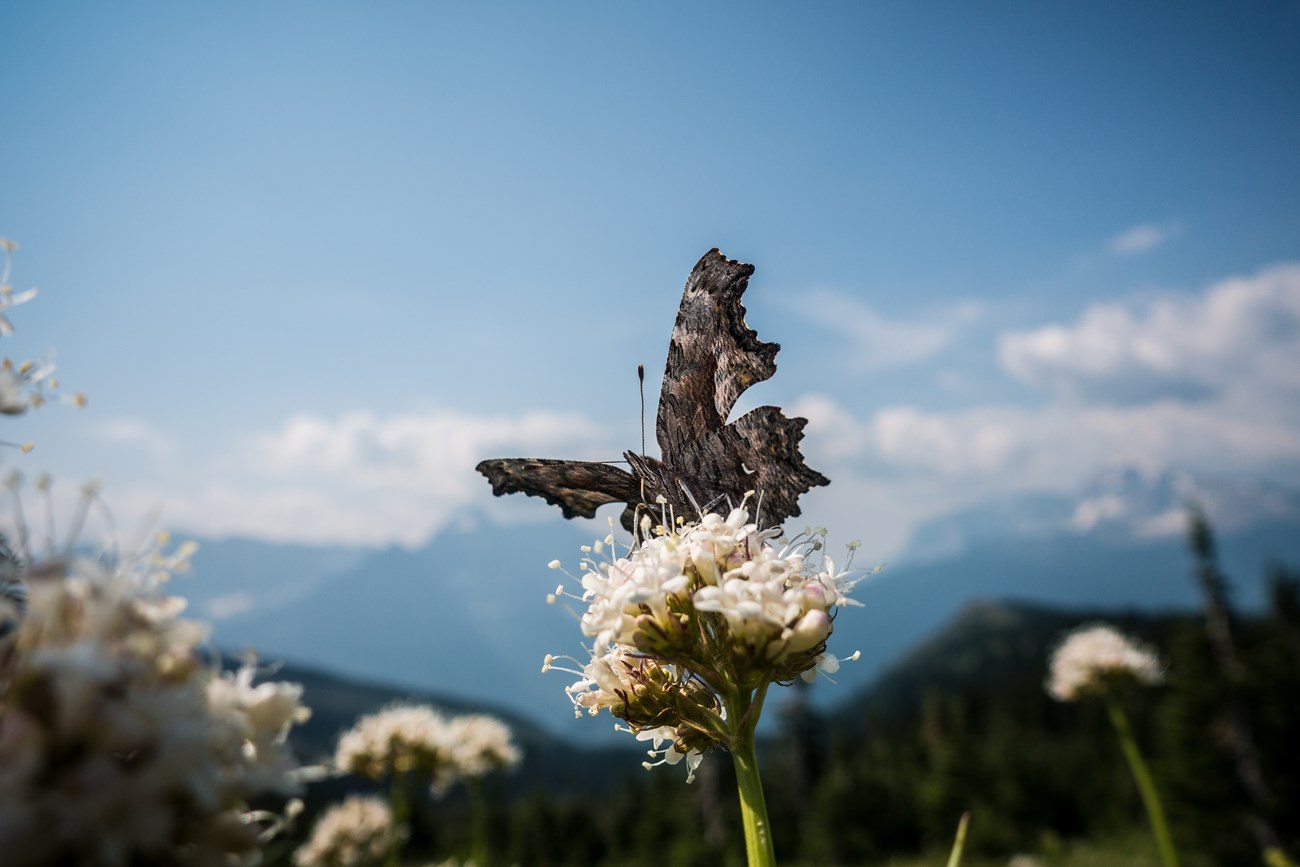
[{"left": 476, "top": 248, "right": 828, "bottom": 532}]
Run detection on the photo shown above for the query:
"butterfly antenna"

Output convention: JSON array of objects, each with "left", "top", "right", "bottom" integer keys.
[
  {"left": 636, "top": 364, "right": 650, "bottom": 510},
  {"left": 638, "top": 364, "right": 646, "bottom": 458}
]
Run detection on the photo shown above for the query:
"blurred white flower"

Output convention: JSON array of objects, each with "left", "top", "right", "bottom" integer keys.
[
  {"left": 1008, "top": 856, "right": 1044, "bottom": 867},
  {"left": 1048, "top": 623, "right": 1164, "bottom": 701},
  {"left": 334, "top": 703, "right": 522, "bottom": 797},
  {"left": 0, "top": 238, "right": 38, "bottom": 338},
  {"left": 293, "top": 795, "right": 403, "bottom": 867},
  {"left": 436, "top": 713, "right": 521, "bottom": 794},
  {"left": 0, "top": 369, "right": 27, "bottom": 414},
  {"left": 0, "top": 359, "right": 65, "bottom": 416},
  {"left": 0, "top": 241, "right": 83, "bottom": 411},
  {"left": 0, "top": 240, "right": 291, "bottom": 864},
  {"left": 335, "top": 703, "right": 450, "bottom": 781},
  {"left": 207, "top": 662, "right": 312, "bottom": 793},
  {"left": 0, "top": 544, "right": 310, "bottom": 867}
]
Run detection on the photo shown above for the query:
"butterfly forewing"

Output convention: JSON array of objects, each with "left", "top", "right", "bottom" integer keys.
[{"left": 655, "top": 249, "right": 778, "bottom": 461}]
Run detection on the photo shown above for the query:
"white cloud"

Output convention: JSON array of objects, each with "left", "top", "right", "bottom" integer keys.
[
  {"left": 793, "top": 392, "right": 1300, "bottom": 558},
  {"left": 93, "top": 417, "right": 176, "bottom": 458},
  {"left": 1108, "top": 221, "right": 1180, "bottom": 256},
  {"left": 97, "top": 407, "right": 617, "bottom": 547},
  {"left": 793, "top": 291, "right": 980, "bottom": 371},
  {"left": 797, "top": 396, "right": 1300, "bottom": 489},
  {"left": 790, "top": 263, "right": 1300, "bottom": 556},
  {"left": 206, "top": 591, "right": 255, "bottom": 620},
  {"left": 1000, "top": 262, "right": 1300, "bottom": 404}
]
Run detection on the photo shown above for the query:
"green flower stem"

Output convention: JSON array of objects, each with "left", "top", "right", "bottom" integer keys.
[
  {"left": 468, "top": 776, "right": 490, "bottom": 867},
  {"left": 1106, "top": 694, "right": 1180, "bottom": 867},
  {"left": 726, "top": 686, "right": 776, "bottom": 867},
  {"left": 386, "top": 770, "right": 409, "bottom": 867}
]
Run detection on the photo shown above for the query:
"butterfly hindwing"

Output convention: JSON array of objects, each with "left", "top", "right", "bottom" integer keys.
[{"left": 673, "top": 406, "right": 830, "bottom": 526}]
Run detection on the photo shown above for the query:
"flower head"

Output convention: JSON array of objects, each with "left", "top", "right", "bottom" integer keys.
[
  {"left": 548, "top": 505, "right": 865, "bottom": 779},
  {"left": 293, "top": 796, "right": 404, "bottom": 867},
  {"left": 0, "top": 357, "right": 65, "bottom": 416},
  {"left": 578, "top": 508, "right": 858, "bottom": 683},
  {"left": 207, "top": 661, "right": 312, "bottom": 793},
  {"left": 436, "top": 713, "right": 522, "bottom": 793},
  {"left": 0, "top": 238, "right": 38, "bottom": 338},
  {"left": 335, "top": 704, "right": 449, "bottom": 781},
  {"left": 0, "top": 242, "right": 81, "bottom": 413},
  {"left": 1048, "top": 623, "right": 1164, "bottom": 701},
  {"left": 0, "top": 541, "right": 309, "bottom": 867},
  {"left": 334, "top": 704, "right": 522, "bottom": 796}
]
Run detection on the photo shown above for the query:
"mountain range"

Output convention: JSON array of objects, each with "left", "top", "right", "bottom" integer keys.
[
  {"left": 177, "top": 485, "right": 1300, "bottom": 741},
  {"left": 267, "top": 596, "right": 1198, "bottom": 796}
]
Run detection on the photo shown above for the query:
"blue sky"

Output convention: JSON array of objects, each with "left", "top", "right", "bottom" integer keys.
[{"left": 2, "top": 2, "right": 1298, "bottom": 563}]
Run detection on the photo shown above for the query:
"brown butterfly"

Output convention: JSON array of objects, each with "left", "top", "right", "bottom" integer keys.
[{"left": 476, "top": 248, "right": 828, "bottom": 532}]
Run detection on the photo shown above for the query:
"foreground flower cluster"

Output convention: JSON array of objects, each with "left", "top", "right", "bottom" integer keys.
[
  {"left": 0, "top": 539, "right": 310, "bottom": 867},
  {"left": 547, "top": 504, "right": 863, "bottom": 781}
]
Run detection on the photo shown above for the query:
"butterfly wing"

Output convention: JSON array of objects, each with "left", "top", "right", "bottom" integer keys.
[
  {"left": 475, "top": 458, "right": 640, "bottom": 521},
  {"left": 656, "top": 249, "right": 778, "bottom": 460},
  {"left": 654, "top": 249, "right": 827, "bottom": 525},
  {"left": 476, "top": 248, "right": 827, "bottom": 533},
  {"left": 673, "top": 406, "right": 829, "bottom": 526}
]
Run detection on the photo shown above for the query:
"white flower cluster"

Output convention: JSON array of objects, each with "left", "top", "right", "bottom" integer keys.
[
  {"left": 0, "top": 239, "right": 83, "bottom": 415},
  {"left": 577, "top": 508, "right": 857, "bottom": 671},
  {"left": 335, "top": 704, "right": 521, "bottom": 794},
  {"left": 0, "top": 545, "right": 310, "bottom": 867},
  {"left": 1048, "top": 623, "right": 1165, "bottom": 701},
  {"left": 293, "top": 795, "right": 403, "bottom": 867},
  {"left": 335, "top": 703, "right": 448, "bottom": 781},
  {"left": 438, "top": 713, "right": 524, "bottom": 790},
  {"left": 549, "top": 506, "right": 863, "bottom": 779}
]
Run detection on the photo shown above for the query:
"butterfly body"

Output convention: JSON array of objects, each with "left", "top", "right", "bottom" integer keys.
[{"left": 476, "top": 248, "right": 828, "bottom": 531}]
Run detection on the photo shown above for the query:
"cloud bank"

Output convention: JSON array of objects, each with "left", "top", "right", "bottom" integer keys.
[
  {"left": 1000, "top": 262, "right": 1300, "bottom": 404},
  {"left": 58, "top": 262, "right": 1300, "bottom": 560},
  {"left": 795, "top": 262, "right": 1300, "bottom": 555},
  {"left": 100, "top": 408, "right": 618, "bottom": 547}
]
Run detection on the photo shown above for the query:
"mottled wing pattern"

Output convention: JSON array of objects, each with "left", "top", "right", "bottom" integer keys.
[
  {"left": 475, "top": 459, "right": 639, "bottom": 520},
  {"left": 476, "top": 247, "right": 828, "bottom": 534},
  {"left": 673, "top": 406, "right": 830, "bottom": 526},
  {"left": 656, "top": 249, "right": 778, "bottom": 461}
]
